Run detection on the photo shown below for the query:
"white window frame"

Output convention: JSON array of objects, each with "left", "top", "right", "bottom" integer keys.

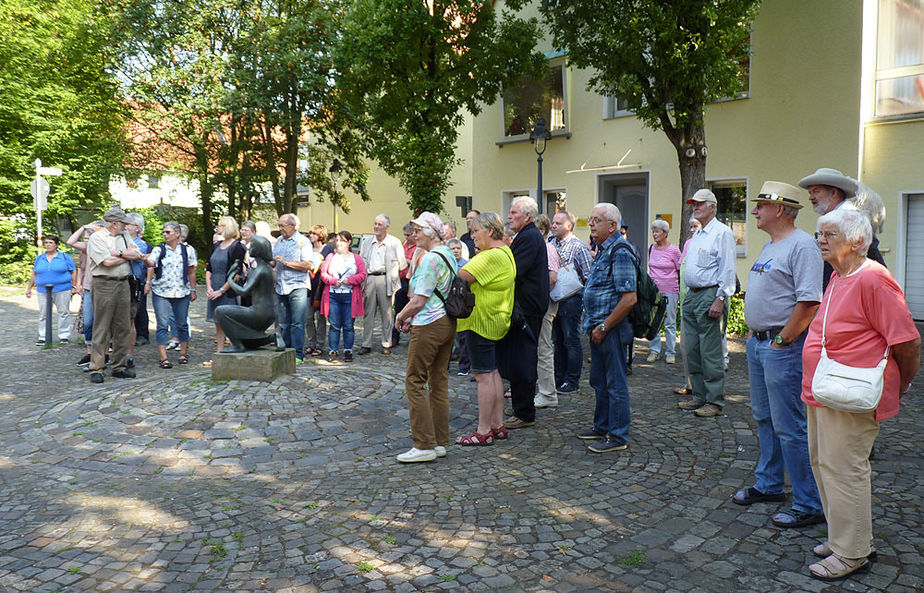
[
  {"left": 874, "top": 0, "right": 924, "bottom": 119},
  {"left": 499, "top": 59, "right": 569, "bottom": 143},
  {"left": 707, "top": 177, "right": 750, "bottom": 257}
]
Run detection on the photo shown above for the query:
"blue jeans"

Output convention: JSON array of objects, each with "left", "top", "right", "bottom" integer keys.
[
  {"left": 152, "top": 294, "right": 190, "bottom": 345},
  {"left": 649, "top": 292, "right": 679, "bottom": 356},
  {"left": 277, "top": 288, "right": 308, "bottom": 359},
  {"left": 82, "top": 289, "right": 94, "bottom": 343},
  {"left": 746, "top": 334, "right": 822, "bottom": 514},
  {"left": 327, "top": 292, "right": 355, "bottom": 352},
  {"left": 589, "top": 322, "right": 631, "bottom": 445},
  {"left": 553, "top": 294, "right": 583, "bottom": 386}
]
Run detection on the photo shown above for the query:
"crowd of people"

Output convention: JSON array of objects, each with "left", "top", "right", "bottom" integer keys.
[{"left": 24, "top": 164, "right": 920, "bottom": 583}]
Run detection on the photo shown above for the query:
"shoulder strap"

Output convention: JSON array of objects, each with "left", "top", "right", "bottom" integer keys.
[
  {"left": 431, "top": 249, "right": 457, "bottom": 303},
  {"left": 610, "top": 241, "right": 640, "bottom": 276}
]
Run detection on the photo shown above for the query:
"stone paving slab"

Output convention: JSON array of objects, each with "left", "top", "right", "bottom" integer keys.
[{"left": 0, "top": 288, "right": 922, "bottom": 592}]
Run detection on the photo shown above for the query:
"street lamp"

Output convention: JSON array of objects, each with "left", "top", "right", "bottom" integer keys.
[
  {"left": 329, "top": 159, "right": 341, "bottom": 232},
  {"left": 530, "top": 118, "right": 552, "bottom": 214}
]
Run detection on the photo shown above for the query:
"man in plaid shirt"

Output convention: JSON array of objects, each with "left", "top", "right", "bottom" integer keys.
[
  {"left": 578, "top": 203, "right": 637, "bottom": 453},
  {"left": 549, "top": 211, "right": 593, "bottom": 393}
]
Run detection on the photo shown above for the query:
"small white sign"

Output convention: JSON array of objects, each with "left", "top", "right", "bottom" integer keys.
[{"left": 31, "top": 178, "right": 50, "bottom": 210}]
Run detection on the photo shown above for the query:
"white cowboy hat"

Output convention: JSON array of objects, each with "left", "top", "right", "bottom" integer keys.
[{"left": 797, "top": 168, "right": 858, "bottom": 198}]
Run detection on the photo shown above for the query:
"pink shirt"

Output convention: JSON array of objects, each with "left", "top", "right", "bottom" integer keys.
[
  {"left": 648, "top": 243, "right": 682, "bottom": 295},
  {"left": 801, "top": 261, "right": 920, "bottom": 421}
]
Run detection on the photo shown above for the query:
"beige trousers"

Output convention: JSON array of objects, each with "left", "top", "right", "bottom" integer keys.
[{"left": 806, "top": 404, "right": 879, "bottom": 558}]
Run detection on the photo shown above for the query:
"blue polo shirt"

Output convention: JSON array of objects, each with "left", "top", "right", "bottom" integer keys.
[{"left": 33, "top": 252, "right": 76, "bottom": 293}]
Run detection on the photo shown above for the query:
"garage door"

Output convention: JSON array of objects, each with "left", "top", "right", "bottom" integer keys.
[{"left": 905, "top": 194, "right": 924, "bottom": 321}]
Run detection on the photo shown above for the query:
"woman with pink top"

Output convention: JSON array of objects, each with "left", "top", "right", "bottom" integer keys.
[
  {"left": 319, "top": 231, "right": 367, "bottom": 363},
  {"left": 646, "top": 219, "right": 682, "bottom": 364}
]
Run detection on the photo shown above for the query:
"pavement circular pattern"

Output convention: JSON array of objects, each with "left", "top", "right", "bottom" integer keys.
[{"left": 1, "top": 292, "right": 922, "bottom": 593}]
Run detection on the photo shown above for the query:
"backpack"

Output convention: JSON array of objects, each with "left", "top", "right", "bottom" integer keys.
[
  {"left": 431, "top": 251, "right": 475, "bottom": 319},
  {"left": 611, "top": 242, "right": 667, "bottom": 340}
]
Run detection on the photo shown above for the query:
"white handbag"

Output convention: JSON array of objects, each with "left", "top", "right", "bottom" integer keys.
[
  {"left": 811, "top": 274, "right": 889, "bottom": 413},
  {"left": 550, "top": 263, "right": 583, "bottom": 302}
]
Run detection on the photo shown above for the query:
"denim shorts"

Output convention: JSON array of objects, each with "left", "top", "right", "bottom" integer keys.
[{"left": 465, "top": 330, "right": 499, "bottom": 374}]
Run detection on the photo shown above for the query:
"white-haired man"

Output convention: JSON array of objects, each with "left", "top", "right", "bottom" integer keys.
[
  {"left": 549, "top": 210, "right": 593, "bottom": 393},
  {"left": 577, "top": 202, "right": 637, "bottom": 453},
  {"left": 797, "top": 167, "right": 885, "bottom": 290},
  {"left": 678, "top": 189, "right": 736, "bottom": 418},
  {"left": 359, "top": 214, "right": 407, "bottom": 354},
  {"left": 500, "top": 197, "right": 549, "bottom": 430}
]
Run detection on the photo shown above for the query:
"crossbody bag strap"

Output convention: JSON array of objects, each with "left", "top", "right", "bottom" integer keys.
[
  {"left": 430, "top": 249, "right": 456, "bottom": 304},
  {"left": 820, "top": 272, "right": 890, "bottom": 361}
]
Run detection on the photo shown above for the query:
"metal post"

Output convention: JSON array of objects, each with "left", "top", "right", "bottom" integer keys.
[
  {"left": 536, "top": 153, "right": 544, "bottom": 215},
  {"left": 44, "top": 284, "right": 54, "bottom": 348}
]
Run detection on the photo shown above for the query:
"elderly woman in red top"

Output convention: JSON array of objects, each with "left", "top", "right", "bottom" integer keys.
[{"left": 801, "top": 208, "right": 920, "bottom": 582}]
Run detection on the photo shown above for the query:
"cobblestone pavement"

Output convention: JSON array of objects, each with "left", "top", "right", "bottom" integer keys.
[{"left": 1, "top": 288, "right": 922, "bottom": 593}]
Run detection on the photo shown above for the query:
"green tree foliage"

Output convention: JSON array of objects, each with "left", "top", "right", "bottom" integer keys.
[
  {"left": 524, "top": 0, "right": 761, "bottom": 240},
  {"left": 335, "top": 0, "right": 544, "bottom": 214},
  {"left": 110, "top": 0, "right": 367, "bottom": 225},
  {"left": 0, "top": 0, "right": 128, "bottom": 280}
]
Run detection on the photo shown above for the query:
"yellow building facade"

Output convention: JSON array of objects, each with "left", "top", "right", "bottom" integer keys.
[{"left": 300, "top": 0, "right": 924, "bottom": 318}]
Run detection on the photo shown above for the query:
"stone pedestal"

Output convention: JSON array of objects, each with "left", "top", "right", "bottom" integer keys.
[{"left": 211, "top": 349, "right": 296, "bottom": 382}]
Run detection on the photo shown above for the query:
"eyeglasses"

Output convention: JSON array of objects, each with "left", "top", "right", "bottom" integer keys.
[
  {"left": 162, "top": 230, "right": 174, "bottom": 235},
  {"left": 588, "top": 217, "right": 614, "bottom": 225},
  {"left": 814, "top": 231, "right": 840, "bottom": 240}
]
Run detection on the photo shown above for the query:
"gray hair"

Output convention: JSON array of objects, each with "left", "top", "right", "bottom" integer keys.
[
  {"left": 782, "top": 205, "right": 799, "bottom": 220},
  {"left": 817, "top": 207, "right": 872, "bottom": 255},
  {"left": 446, "top": 238, "right": 463, "bottom": 249},
  {"left": 375, "top": 214, "right": 391, "bottom": 227},
  {"left": 595, "top": 202, "right": 622, "bottom": 224},
  {"left": 471, "top": 212, "right": 505, "bottom": 240},
  {"left": 241, "top": 220, "right": 257, "bottom": 233},
  {"left": 512, "top": 196, "right": 538, "bottom": 219},
  {"left": 178, "top": 224, "right": 189, "bottom": 240},
  {"left": 128, "top": 212, "right": 145, "bottom": 233},
  {"left": 163, "top": 221, "right": 181, "bottom": 236},
  {"left": 650, "top": 219, "right": 670, "bottom": 233},
  {"left": 281, "top": 213, "right": 299, "bottom": 229},
  {"left": 403, "top": 222, "right": 414, "bottom": 233},
  {"left": 847, "top": 182, "right": 886, "bottom": 233}
]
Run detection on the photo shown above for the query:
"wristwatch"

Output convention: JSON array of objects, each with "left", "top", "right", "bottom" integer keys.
[
  {"left": 773, "top": 334, "right": 790, "bottom": 346},
  {"left": 717, "top": 294, "right": 726, "bottom": 302},
  {"left": 597, "top": 323, "right": 607, "bottom": 333}
]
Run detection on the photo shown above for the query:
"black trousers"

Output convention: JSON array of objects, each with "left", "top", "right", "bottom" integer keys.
[
  {"left": 498, "top": 313, "right": 542, "bottom": 423},
  {"left": 392, "top": 278, "right": 410, "bottom": 344}
]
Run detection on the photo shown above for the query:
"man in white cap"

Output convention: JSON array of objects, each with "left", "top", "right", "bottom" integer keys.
[
  {"left": 677, "top": 189, "right": 736, "bottom": 417},
  {"left": 733, "top": 181, "right": 825, "bottom": 529},
  {"left": 797, "top": 167, "right": 884, "bottom": 290},
  {"left": 86, "top": 207, "right": 144, "bottom": 383}
]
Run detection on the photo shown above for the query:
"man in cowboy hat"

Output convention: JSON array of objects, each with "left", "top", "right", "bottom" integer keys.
[
  {"left": 677, "top": 188, "right": 736, "bottom": 418},
  {"left": 732, "top": 181, "right": 825, "bottom": 529},
  {"left": 797, "top": 168, "right": 884, "bottom": 289}
]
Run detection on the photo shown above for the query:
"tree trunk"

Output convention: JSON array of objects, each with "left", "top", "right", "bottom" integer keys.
[
  {"left": 671, "top": 111, "right": 707, "bottom": 250},
  {"left": 261, "top": 119, "right": 283, "bottom": 215}
]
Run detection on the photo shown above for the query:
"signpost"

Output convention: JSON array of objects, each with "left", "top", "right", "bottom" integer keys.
[{"left": 32, "top": 159, "right": 62, "bottom": 247}]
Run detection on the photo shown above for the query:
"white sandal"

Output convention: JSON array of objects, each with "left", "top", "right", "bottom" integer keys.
[{"left": 809, "top": 553, "right": 871, "bottom": 581}]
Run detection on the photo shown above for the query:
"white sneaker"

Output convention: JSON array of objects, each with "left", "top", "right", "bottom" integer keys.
[
  {"left": 167, "top": 341, "right": 179, "bottom": 351},
  {"left": 646, "top": 352, "right": 659, "bottom": 363},
  {"left": 534, "top": 393, "right": 559, "bottom": 408},
  {"left": 665, "top": 354, "right": 676, "bottom": 364},
  {"left": 396, "top": 447, "right": 437, "bottom": 463},
  {"left": 434, "top": 446, "right": 447, "bottom": 458}
]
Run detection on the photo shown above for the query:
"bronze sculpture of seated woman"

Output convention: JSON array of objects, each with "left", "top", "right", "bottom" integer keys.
[{"left": 215, "top": 236, "right": 284, "bottom": 353}]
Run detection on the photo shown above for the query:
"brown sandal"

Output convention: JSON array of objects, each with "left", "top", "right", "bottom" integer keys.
[{"left": 457, "top": 431, "right": 494, "bottom": 446}]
